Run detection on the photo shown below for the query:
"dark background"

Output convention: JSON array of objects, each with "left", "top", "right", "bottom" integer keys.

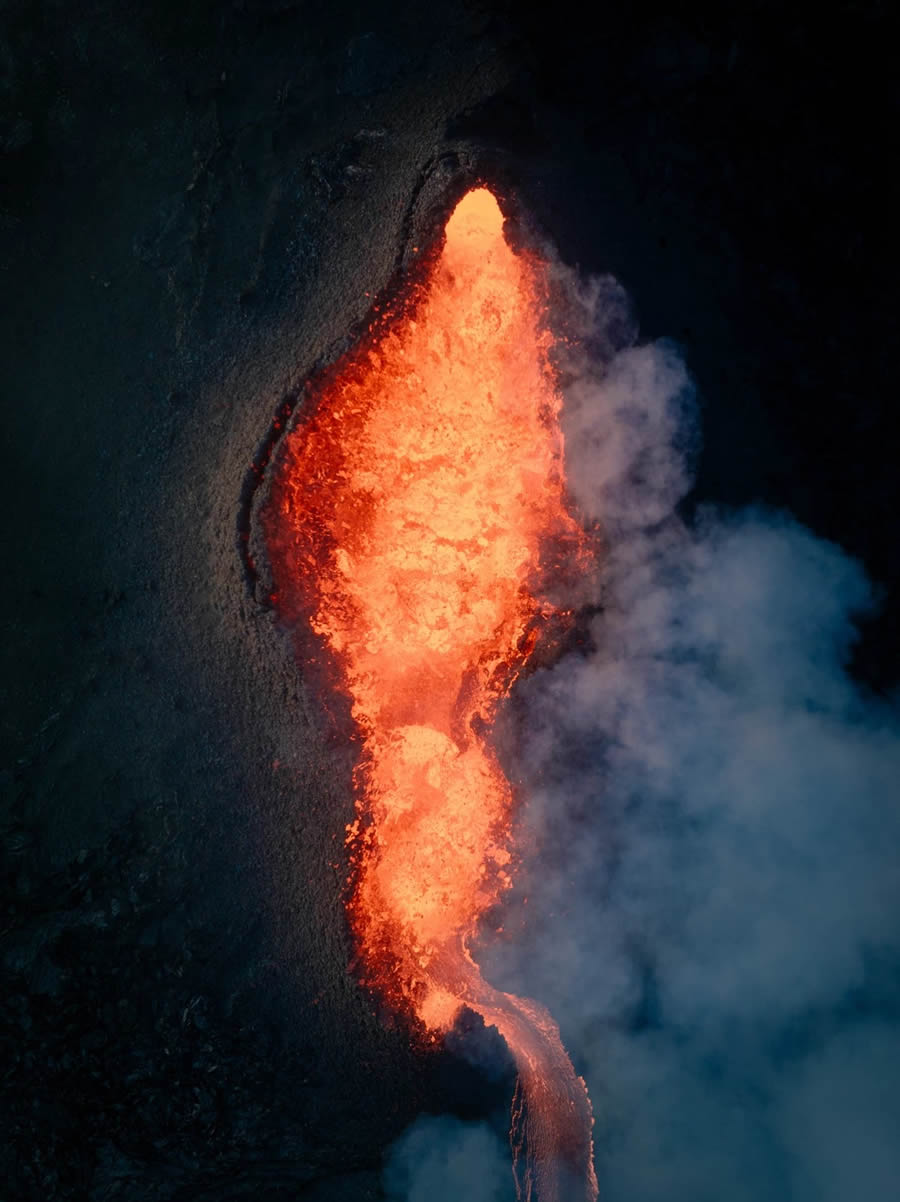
[{"left": 1, "top": 2, "right": 895, "bottom": 1198}]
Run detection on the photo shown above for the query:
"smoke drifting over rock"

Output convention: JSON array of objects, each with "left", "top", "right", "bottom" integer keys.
[
  {"left": 390, "top": 259, "right": 900, "bottom": 1199},
  {"left": 384, "top": 1116, "right": 515, "bottom": 1202}
]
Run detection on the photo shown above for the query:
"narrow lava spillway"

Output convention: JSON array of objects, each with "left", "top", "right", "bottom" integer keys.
[{"left": 266, "top": 187, "right": 598, "bottom": 1202}]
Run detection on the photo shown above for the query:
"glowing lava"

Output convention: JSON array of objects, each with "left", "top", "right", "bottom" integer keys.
[{"left": 266, "top": 187, "right": 598, "bottom": 1202}]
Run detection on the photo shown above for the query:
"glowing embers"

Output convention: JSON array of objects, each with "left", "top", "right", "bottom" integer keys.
[{"left": 265, "top": 187, "right": 597, "bottom": 1202}]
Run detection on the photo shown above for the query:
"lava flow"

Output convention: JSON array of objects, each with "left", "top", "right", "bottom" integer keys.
[{"left": 265, "top": 187, "right": 598, "bottom": 1202}]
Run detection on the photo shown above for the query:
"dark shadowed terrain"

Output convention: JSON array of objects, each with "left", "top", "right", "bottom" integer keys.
[{"left": 1, "top": 2, "right": 895, "bottom": 1199}]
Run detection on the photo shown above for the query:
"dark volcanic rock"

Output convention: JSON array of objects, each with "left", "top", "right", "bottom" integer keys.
[
  {"left": 1, "top": 1, "right": 895, "bottom": 1199},
  {"left": 0, "top": 1, "right": 513, "bottom": 1197}
]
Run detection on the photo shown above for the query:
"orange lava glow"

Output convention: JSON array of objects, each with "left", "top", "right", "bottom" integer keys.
[{"left": 266, "top": 187, "right": 598, "bottom": 1202}]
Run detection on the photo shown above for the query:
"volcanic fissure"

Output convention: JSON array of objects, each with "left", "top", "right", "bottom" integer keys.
[{"left": 263, "top": 187, "right": 598, "bottom": 1202}]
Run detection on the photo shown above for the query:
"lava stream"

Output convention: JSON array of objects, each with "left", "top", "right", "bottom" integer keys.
[{"left": 265, "top": 186, "right": 598, "bottom": 1202}]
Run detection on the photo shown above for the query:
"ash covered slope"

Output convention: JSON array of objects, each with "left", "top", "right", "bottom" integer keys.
[{"left": 0, "top": 2, "right": 513, "bottom": 1198}]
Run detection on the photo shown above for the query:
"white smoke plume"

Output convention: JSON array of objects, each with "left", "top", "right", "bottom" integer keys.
[
  {"left": 384, "top": 1115, "right": 515, "bottom": 1202},
  {"left": 385, "top": 261, "right": 900, "bottom": 1199},
  {"left": 483, "top": 266, "right": 900, "bottom": 1200}
]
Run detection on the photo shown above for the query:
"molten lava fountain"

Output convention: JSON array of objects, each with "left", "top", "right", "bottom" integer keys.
[{"left": 266, "top": 187, "right": 598, "bottom": 1202}]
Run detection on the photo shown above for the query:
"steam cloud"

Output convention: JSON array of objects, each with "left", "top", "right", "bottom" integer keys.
[
  {"left": 385, "top": 263, "right": 900, "bottom": 1199},
  {"left": 384, "top": 1116, "right": 515, "bottom": 1202}
]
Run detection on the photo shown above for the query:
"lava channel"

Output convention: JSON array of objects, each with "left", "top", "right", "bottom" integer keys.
[{"left": 264, "top": 186, "right": 598, "bottom": 1202}]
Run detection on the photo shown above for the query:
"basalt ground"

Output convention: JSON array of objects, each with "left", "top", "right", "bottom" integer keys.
[{"left": 1, "top": 3, "right": 894, "bottom": 1200}]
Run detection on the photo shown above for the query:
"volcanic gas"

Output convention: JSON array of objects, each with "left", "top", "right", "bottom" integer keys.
[{"left": 264, "top": 186, "right": 598, "bottom": 1202}]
